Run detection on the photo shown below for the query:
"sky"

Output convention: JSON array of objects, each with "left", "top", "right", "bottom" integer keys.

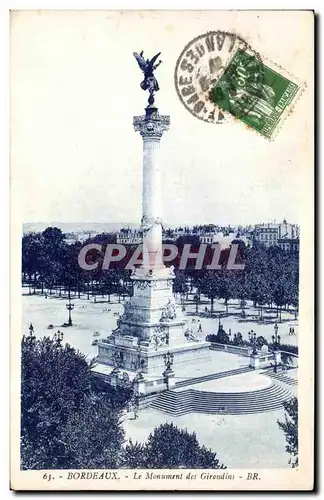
[{"left": 10, "top": 10, "right": 313, "bottom": 227}]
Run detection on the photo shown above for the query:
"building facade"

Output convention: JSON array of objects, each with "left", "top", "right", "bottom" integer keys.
[
  {"left": 254, "top": 219, "right": 299, "bottom": 250},
  {"left": 116, "top": 230, "right": 142, "bottom": 245}
]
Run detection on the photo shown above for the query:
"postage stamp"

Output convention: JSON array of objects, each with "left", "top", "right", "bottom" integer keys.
[
  {"left": 10, "top": 10, "right": 314, "bottom": 493},
  {"left": 175, "top": 30, "right": 304, "bottom": 138},
  {"left": 174, "top": 30, "right": 265, "bottom": 124},
  {"left": 209, "top": 48, "right": 302, "bottom": 138}
]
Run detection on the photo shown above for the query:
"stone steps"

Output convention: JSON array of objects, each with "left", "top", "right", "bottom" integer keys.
[
  {"left": 138, "top": 392, "right": 160, "bottom": 409},
  {"left": 262, "top": 369, "right": 298, "bottom": 386},
  {"left": 150, "top": 382, "right": 292, "bottom": 416},
  {"left": 174, "top": 365, "right": 254, "bottom": 388}
]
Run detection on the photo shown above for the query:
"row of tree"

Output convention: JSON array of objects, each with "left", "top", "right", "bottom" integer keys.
[
  {"left": 22, "top": 228, "right": 131, "bottom": 300},
  {"left": 22, "top": 227, "right": 299, "bottom": 320},
  {"left": 174, "top": 242, "right": 299, "bottom": 320}
]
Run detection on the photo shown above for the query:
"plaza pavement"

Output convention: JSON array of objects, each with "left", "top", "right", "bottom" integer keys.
[
  {"left": 123, "top": 405, "right": 290, "bottom": 468},
  {"left": 22, "top": 293, "right": 298, "bottom": 362}
]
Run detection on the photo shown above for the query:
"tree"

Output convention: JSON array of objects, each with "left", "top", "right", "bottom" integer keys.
[
  {"left": 20, "top": 334, "right": 126, "bottom": 470},
  {"left": 140, "top": 423, "right": 226, "bottom": 468},
  {"left": 60, "top": 241, "right": 91, "bottom": 298},
  {"left": 273, "top": 276, "right": 289, "bottom": 322},
  {"left": 42, "top": 260, "right": 63, "bottom": 296},
  {"left": 173, "top": 271, "right": 189, "bottom": 305},
  {"left": 198, "top": 271, "right": 220, "bottom": 313},
  {"left": 244, "top": 243, "right": 276, "bottom": 317},
  {"left": 41, "top": 227, "right": 67, "bottom": 293},
  {"left": 120, "top": 439, "right": 148, "bottom": 468},
  {"left": 22, "top": 232, "right": 44, "bottom": 294},
  {"left": 101, "top": 270, "right": 117, "bottom": 302},
  {"left": 236, "top": 271, "right": 249, "bottom": 316},
  {"left": 22, "top": 227, "right": 71, "bottom": 296},
  {"left": 218, "top": 271, "right": 235, "bottom": 314},
  {"left": 277, "top": 397, "right": 298, "bottom": 468},
  {"left": 247, "top": 270, "right": 271, "bottom": 320},
  {"left": 60, "top": 396, "right": 124, "bottom": 469}
]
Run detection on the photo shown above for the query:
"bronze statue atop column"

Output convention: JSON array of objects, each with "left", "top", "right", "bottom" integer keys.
[{"left": 133, "top": 51, "right": 162, "bottom": 105}]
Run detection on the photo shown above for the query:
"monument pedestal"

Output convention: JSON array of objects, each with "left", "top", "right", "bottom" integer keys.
[{"left": 96, "top": 267, "right": 210, "bottom": 394}]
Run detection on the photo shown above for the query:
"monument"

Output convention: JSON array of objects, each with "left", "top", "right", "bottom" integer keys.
[{"left": 95, "top": 51, "right": 210, "bottom": 395}]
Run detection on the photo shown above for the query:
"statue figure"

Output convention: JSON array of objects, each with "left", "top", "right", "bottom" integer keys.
[
  {"left": 133, "top": 51, "right": 162, "bottom": 105},
  {"left": 112, "top": 349, "right": 124, "bottom": 369},
  {"left": 152, "top": 324, "right": 168, "bottom": 350},
  {"left": 153, "top": 334, "right": 165, "bottom": 350},
  {"left": 160, "top": 299, "right": 177, "bottom": 321}
]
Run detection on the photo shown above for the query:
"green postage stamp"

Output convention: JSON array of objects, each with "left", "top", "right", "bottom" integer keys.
[{"left": 209, "top": 48, "right": 301, "bottom": 139}]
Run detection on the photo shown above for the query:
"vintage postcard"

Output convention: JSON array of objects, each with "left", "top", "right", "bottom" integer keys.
[{"left": 10, "top": 10, "right": 314, "bottom": 491}]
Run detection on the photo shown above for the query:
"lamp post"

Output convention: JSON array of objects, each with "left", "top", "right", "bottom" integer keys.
[
  {"left": 248, "top": 329, "right": 257, "bottom": 355},
  {"left": 163, "top": 351, "right": 174, "bottom": 390},
  {"left": 53, "top": 330, "right": 64, "bottom": 347},
  {"left": 194, "top": 294, "right": 199, "bottom": 315},
  {"left": 132, "top": 393, "right": 140, "bottom": 420},
  {"left": 271, "top": 323, "right": 281, "bottom": 373},
  {"left": 66, "top": 290, "right": 75, "bottom": 326},
  {"left": 23, "top": 323, "right": 36, "bottom": 344},
  {"left": 136, "top": 337, "right": 145, "bottom": 378}
]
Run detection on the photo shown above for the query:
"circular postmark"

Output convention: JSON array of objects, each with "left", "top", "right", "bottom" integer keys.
[{"left": 174, "top": 31, "right": 265, "bottom": 124}]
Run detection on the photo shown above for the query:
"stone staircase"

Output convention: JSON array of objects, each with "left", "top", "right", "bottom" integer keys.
[
  {"left": 138, "top": 392, "right": 161, "bottom": 409},
  {"left": 150, "top": 382, "right": 293, "bottom": 417},
  {"left": 262, "top": 368, "right": 298, "bottom": 386},
  {"left": 137, "top": 366, "right": 254, "bottom": 409},
  {"left": 174, "top": 365, "right": 254, "bottom": 389}
]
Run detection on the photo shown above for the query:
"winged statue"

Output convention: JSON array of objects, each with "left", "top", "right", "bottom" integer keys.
[{"left": 133, "top": 51, "right": 162, "bottom": 104}]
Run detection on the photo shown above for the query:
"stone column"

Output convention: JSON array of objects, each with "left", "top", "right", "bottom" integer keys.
[
  {"left": 274, "top": 350, "right": 282, "bottom": 366},
  {"left": 134, "top": 372, "right": 146, "bottom": 395},
  {"left": 249, "top": 354, "right": 260, "bottom": 370},
  {"left": 133, "top": 107, "right": 170, "bottom": 272}
]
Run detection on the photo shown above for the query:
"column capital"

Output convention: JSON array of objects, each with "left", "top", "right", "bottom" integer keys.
[{"left": 133, "top": 110, "right": 170, "bottom": 140}]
